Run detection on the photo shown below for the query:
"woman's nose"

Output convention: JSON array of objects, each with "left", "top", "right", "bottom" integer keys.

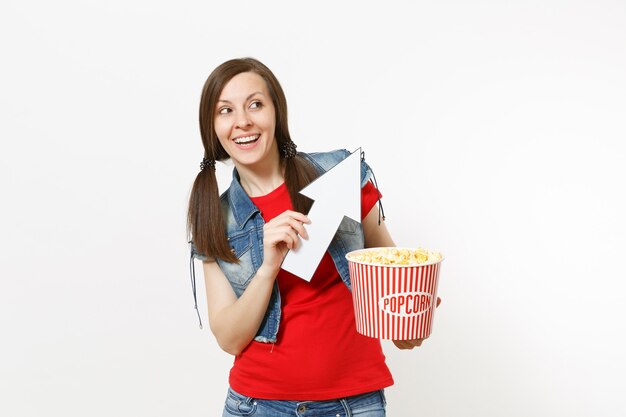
[{"left": 235, "top": 111, "right": 252, "bottom": 128}]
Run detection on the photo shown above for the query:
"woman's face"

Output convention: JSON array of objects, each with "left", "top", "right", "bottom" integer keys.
[{"left": 214, "top": 71, "right": 278, "bottom": 168}]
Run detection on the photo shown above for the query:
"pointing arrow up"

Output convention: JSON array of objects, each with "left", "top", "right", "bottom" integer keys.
[{"left": 281, "top": 149, "right": 361, "bottom": 281}]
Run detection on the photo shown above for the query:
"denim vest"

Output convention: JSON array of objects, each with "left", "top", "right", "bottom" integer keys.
[{"left": 190, "top": 149, "right": 376, "bottom": 343}]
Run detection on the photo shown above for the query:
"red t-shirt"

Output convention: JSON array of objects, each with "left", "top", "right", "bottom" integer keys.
[{"left": 229, "top": 181, "right": 393, "bottom": 400}]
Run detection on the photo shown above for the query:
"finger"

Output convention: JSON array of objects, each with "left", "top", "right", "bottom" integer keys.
[
  {"left": 268, "top": 216, "right": 309, "bottom": 241},
  {"left": 401, "top": 339, "right": 425, "bottom": 348},
  {"left": 393, "top": 340, "right": 415, "bottom": 350},
  {"left": 281, "top": 213, "right": 310, "bottom": 239},
  {"left": 266, "top": 214, "right": 309, "bottom": 239},
  {"left": 277, "top": 228, "right": 299, "bottom": 250},
  {"left": 289, "top": 211, "right": 310, "bottom": 224},
  {"left": 392, "top": 340, "right": 405, "bottom": 349},
  {"left": 265, "top": 227, "right": 299, "bottom": 250},
  {"left": 278, "top": 210, "right": 310, "bottom": 224},
  {"left": 411, "top": 337, "right": 428, "bottom": 345},
  {"left": 280, "top": 227, "right": 300, "bottom": 250},
  {"left": 286, "top": 218, "right": 309, "bottom": 240}
]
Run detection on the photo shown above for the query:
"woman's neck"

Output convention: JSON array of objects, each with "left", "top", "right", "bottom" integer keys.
[{"left": 236, "top": 154, "right": 284, "bottom": 197}]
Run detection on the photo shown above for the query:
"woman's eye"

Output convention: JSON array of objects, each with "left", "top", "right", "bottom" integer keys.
[
  {"left": 218, "top": 107, "right": 231, "bottom": 115},
  {"left": 249, "top": 101, "right": 263, "bottom": 109}
]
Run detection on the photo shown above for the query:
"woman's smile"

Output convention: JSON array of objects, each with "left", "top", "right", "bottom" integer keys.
[{"left": 232, "top": 133, "right": 260, "bottom": 148}]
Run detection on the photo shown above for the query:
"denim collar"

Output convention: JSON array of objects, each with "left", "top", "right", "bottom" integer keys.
[{"left": 226, "top": 168, "right": 260, "bottom": 229}]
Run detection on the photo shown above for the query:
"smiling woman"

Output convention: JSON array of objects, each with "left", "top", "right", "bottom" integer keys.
[
  {"left": 189, "top": 58, "right": 318, "bottom": 265},
  {"left": 186, "top": 57, "right": 435, "bottom": 416}
]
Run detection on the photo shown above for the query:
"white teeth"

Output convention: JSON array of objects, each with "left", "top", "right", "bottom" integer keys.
[{"left": 234, "top": 135, "right": 259, "bottom": 144}]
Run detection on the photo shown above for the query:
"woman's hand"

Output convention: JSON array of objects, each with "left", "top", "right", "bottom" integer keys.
[
  {"left": 392, "top": 297, "right": 442, "bottom": 350},
  {"left": 261, "top": 210, "right": 310, "bottom": 273}
]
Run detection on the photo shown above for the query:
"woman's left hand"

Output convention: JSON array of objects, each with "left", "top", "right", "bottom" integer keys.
[{"left": 392, "top": 297, "right": 442, "bottom": 350}]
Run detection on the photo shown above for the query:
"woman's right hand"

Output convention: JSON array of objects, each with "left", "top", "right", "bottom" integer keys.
[
  {"left": 202, "top": 210, "right": 309, "bottom": 356},
  {"left": 261, "top": 210, "right": 310, "bottom": 273}
]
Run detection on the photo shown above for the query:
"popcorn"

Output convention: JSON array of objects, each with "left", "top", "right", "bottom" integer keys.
[
  {"left": 346, "top": 246, "right": 444, "bottom": 340},
  {"left": 347, "top": 247, "right": 442, "bottom": 266}
]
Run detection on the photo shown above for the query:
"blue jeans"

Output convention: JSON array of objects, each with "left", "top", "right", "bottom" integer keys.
[{"left": 222, "top": 387, "right": 386, "bottom": 417}]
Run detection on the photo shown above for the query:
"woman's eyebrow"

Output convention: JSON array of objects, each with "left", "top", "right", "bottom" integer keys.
[{"left": 218, "top": 92, "right": 265, "bottom": 103}]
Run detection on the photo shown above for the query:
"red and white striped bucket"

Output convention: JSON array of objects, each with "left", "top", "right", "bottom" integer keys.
[{"left": 346, "top": 248, "right": 443, "bottom": 340}]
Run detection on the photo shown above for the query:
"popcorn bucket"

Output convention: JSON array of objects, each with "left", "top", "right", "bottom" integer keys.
[{"left": 346, "top": 248, "right": 443, "bottom": 340}]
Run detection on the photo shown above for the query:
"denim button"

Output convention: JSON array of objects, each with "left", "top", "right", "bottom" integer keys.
[{"left": 298, "top": 405, "right": 306, "bottom": 413}]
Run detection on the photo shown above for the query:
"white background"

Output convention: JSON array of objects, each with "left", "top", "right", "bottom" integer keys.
[{"left": 1, "top": 1, "right": 625, "bottom": 416}]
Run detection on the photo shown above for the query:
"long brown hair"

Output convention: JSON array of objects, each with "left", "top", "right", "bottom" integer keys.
[{"left": 187, "top": 58, "right": 319, "bottom": 263}]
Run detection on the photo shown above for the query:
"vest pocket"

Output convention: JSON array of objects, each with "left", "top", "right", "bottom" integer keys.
[
  {"left": 334, "top": 218, "right": 364, "bottom": 258},
  {"left": 220, "top": 232, "right": 256, "bottom": 290},
  {"left": 337, "top": 216, "right": 359, "bottom": 234}
]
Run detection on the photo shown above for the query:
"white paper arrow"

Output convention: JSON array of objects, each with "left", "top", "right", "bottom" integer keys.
[{"left": 281, "top": 149, "right": 361, "bottom": 281}]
